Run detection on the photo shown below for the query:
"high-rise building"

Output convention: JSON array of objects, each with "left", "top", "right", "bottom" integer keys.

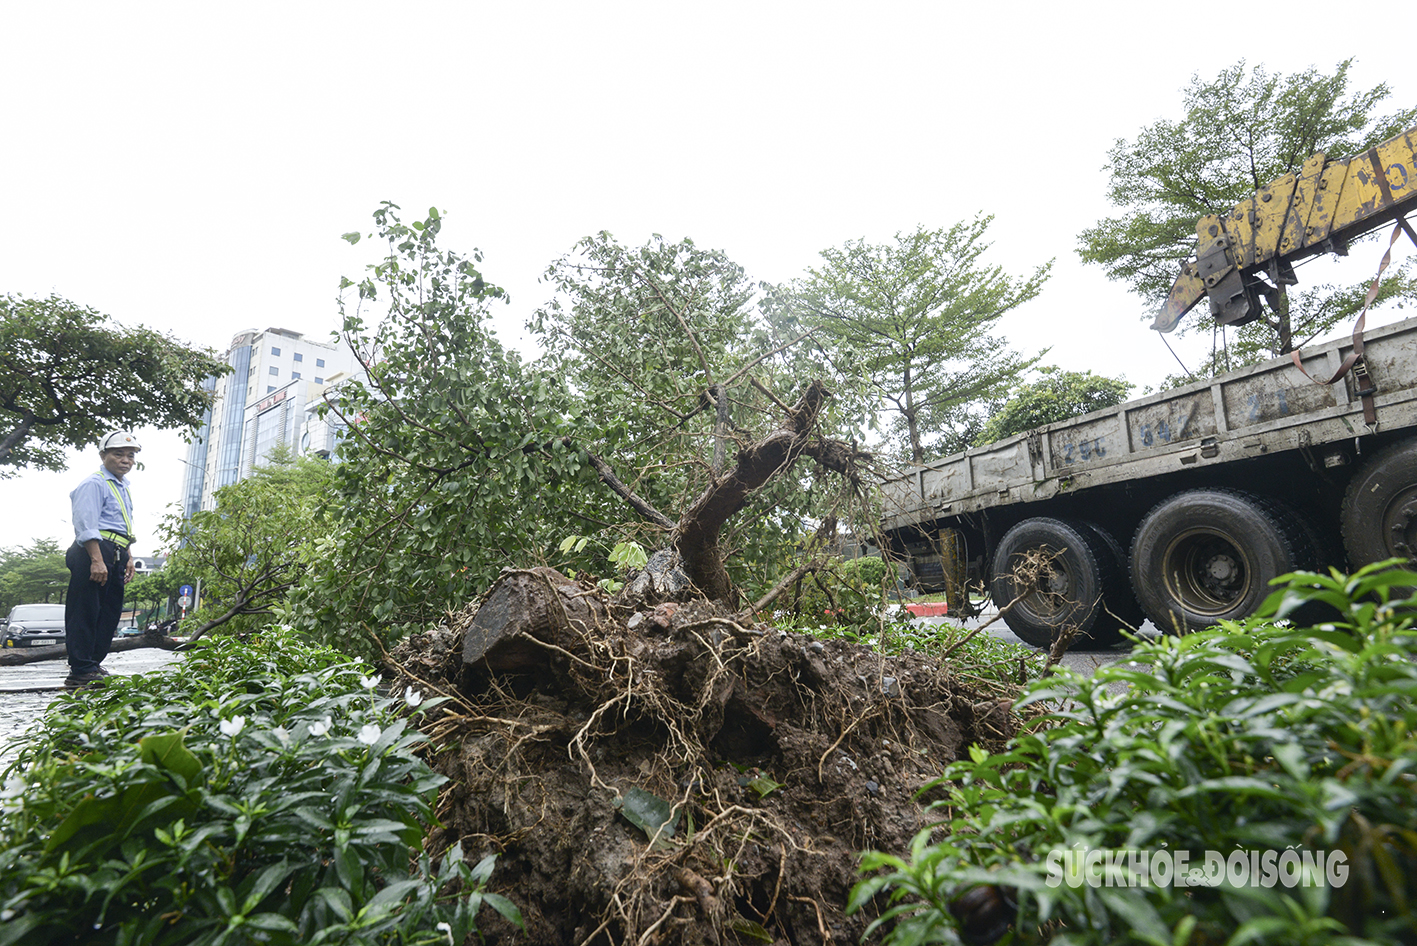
[{"left": 181, "top": 328, "right": 363, "bottom": 517}]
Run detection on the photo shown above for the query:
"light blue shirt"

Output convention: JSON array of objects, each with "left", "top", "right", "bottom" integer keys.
[{"left": 70, "top": 468, "right": 135, "bottom": 544}]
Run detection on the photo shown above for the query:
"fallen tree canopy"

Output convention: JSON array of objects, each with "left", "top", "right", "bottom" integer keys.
[{"left": 389, "top": 567, "right": 1016, "bottom": 946}]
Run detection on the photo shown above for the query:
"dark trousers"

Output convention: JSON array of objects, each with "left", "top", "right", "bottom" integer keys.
[{"left": 65, "top": 540, "right": 126, "bottom": 674}]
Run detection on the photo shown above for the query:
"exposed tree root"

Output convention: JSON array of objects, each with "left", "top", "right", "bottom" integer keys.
[{"left": 388, "top": 569, "right": 1024, "bottom": 945}]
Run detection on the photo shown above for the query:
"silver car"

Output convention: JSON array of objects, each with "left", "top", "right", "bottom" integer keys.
[{"left": 2, "top": 603, "right": 66, "bottom": 647}]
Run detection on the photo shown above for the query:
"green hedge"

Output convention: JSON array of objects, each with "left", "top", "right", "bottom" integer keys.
[
  {"left": 0, "top": 628, "right": 518, "bottom": 945},
  {"left": 852, "top": 563, "right": 1417, "bottom": 945}
]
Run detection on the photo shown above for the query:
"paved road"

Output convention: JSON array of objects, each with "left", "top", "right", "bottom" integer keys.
[
  {"left": 914, "top": 605, "right": 1159, "bottom": 691},
  {"left": 0, "top": 647, "right": 180, "bottom": 770}
]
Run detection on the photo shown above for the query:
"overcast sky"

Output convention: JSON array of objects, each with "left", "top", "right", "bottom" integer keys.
[{"left": 1, "top": 2, "right": 1411, "bottom": 556}]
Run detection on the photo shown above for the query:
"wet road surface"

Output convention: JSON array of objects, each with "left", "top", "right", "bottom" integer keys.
[
  {"left": 0, "top": 647, "right": 180, "bottom": 769},
  {"left": 914, "top": 605, "right": 1160, "bottom": 694}
]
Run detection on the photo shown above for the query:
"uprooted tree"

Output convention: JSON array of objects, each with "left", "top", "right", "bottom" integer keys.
[
  {"left": 276, "top": 206, "right": 1044, "bottom": 945},
  {"left": 534, "top": 231, "right": 872, "bottom": 605},
  {"left": 291, "top": 211, "right": 875, "bottom": 654}
]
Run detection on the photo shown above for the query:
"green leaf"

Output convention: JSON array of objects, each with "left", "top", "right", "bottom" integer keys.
[
  {"left": 482, "top": 892, "right": 524, "bottom": 929},
  {"left": 728, "top": 917, "right": 774, "bottom": 942},
  {"left": 313, "top": 886, "right": 354, "bottom": 922},
  {"left": 616, "top": 787, "right": 680, "bottom": 844},
  {"left": 341, "top": 232, "right": 361, "bottom": 245},
  {"left": 746, "top": 775, "right": 784, "bottom": 798},
  {"left": 138, "top": 731, "right": 203, "bottom": 784},
  {"left": 241, "top": 858, "right": 294, "bottom": 913}
]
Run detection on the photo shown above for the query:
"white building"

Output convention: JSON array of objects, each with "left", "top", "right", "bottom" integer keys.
[
  {"left": 181, "top": 328, "right": 363, "bottom": 516},
  {"left": 299, "top": 370, "right": 362, "bottom": 459}
]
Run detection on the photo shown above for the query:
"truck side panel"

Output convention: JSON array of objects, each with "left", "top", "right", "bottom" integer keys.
[{"left": 882, "top": 314, "right": 1417, "bottom": 534}]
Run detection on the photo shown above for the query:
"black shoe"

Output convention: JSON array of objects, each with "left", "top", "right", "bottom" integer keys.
[
  {"left": 94, "top": 666, "right": 111, "bottom": 676},
  {"left": 63, "top": 671, "right": 106, "bottom": 689}
]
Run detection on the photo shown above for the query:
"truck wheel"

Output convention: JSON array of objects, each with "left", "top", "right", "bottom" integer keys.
[
  {"left": 1076, "top": 521, "right": 1145, "bottom": 643},
  {"left": 989, "top": 518, "right": 1116, "bottom": 649},
  {"left": 1130, "top": 489, "right": 1313, "bottom": 634},
  {"left": 1341, "top": 438, "right": 1417, "bottom": 568}
]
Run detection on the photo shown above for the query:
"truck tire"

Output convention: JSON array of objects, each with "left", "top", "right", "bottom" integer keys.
[
  {"left": 1077, "top": 521, "right": 1145, "bottom": 640},
  {"left": 1130, "top": 489, "right": 1314, "bottom": 634},
  {"left": 1341, "top": 438, "right": 1417, "bottom": 568},
  {"left": 989, "top": 518, "right": 1119, "bottom": 649}
]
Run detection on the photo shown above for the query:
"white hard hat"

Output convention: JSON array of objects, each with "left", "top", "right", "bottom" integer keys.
[{"left": 98, "top": 430, "right": 143, "bottom": 452}]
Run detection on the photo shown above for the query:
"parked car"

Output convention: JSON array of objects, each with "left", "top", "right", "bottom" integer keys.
[{"left": 1, "top": 603, "right": 66, "bottom": 647}]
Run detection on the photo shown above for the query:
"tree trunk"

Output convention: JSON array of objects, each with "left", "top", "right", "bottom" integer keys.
[
  {"left": 673, "top": 380, "right": 835, "bottom": 600},
  {"left": 0, "top": 414, "right": 35, "bottom": 466},
  {"left": 0, "top": 630, "right": 180, "bottom": 666},
  {"left": 580, "top": 378, "right": 868, "bottom": 606}
]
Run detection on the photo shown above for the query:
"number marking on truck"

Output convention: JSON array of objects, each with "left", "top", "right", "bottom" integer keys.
[{"left": 1061, "top": 437, "right": 1106, "bottom": 465}]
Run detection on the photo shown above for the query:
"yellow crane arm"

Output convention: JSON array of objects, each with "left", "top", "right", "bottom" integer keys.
[{"left": 1154, "top": 126, "right": 1417, "bottom": 333}]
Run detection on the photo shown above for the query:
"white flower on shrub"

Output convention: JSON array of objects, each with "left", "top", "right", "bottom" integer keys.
[
  {"left": 437, "top": 921, "right": 453, "bottom": 945},
  {"left": 357, "top": 724, "right": 382, "bottom": 745},
  {"left": 403, "top": 685, "right": 423, "bottom": 707},
  {"left": 219, "top": 716, "right": 246, "bottom": 738},
  {"left": 1, "top": 777, "right": 23, "bottom": 813},
  {"left": 360, "top": 674, "right": 381, "bottom": 690},
  {"left": 273, "top": 726, "right": 291, "bottom": 747},
  {"left": 310, "top": 717, "right": 333, "bottom": 737},
  {"left": 1316, "top": 679, "right": 1354, "bottom": 700}
]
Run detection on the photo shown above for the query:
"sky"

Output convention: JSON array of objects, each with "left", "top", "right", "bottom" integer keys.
[{"left": 1, "top": 2, "right": 1411, "bottom": 557}]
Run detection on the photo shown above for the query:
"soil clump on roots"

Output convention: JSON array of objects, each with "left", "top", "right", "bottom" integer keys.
[{"left": 390, "top": 567, "right": 1015, "bottom": 945}]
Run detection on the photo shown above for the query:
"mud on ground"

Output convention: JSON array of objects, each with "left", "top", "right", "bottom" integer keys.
[{"left": 390, "top": 568, "right": 1019, "bottom": 945}]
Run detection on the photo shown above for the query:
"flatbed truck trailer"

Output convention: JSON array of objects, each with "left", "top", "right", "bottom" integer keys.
[
  {"left": 879, "top": 314, "right": 1417, "bottom": 646},
  {"left": 879, "top": 123, "right": 1417, "bottom": 647}
]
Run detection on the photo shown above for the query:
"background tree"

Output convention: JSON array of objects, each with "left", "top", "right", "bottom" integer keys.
[
  {"left": 124, "top": 568, "right": 184, "bottom": 626},
  {"left": 1077, "top": 59, "right": 1417, "bottom": 362},
  {"left": 0, "top": 294, "right": 229, "bottom": 473},
  {"left": 0, "top": 539, "right": 69, "bottom": 612},
  {"left": 164, "top": 447, "right": 336, "bottom": 641},
  {"left": 972, "top": 367, "right": 1133, "bottom": 446},
  {"left": 782, "top": 219, "right": 1051, "bottom": 465}
]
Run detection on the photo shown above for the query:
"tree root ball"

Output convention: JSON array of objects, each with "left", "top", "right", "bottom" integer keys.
[{"left": 390, "top": 568, "right": 1016, "bottom": 945}]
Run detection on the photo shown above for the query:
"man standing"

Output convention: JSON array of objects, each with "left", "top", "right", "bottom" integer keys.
[{"left": 64, "top": 430, "right": 140, "bottom": 688}]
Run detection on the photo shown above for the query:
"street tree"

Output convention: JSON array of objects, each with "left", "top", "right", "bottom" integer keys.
[
  {"left": 1077, "top": 59, "right": 1417, "bottom": 360},
  {"left": 973, "top": 367, "right": 1133, "bottom": 446},
  {"left": 784, "top": 219, "right": 1051, "bottom": 465},
  {"left": 535, "top": 233, "right": 765, "bottom": 478},
  {"left": 163, "top": 447, "right": 336, "bottom": 641},
  {"left": 123, "top": 572, "right": 172, "bottom": 624},
  {"left": 0, "top": 294, "right": 229, "bottom": 474},
  {"left": 0, "top": 539, "right": 69, "bottom": 611}
]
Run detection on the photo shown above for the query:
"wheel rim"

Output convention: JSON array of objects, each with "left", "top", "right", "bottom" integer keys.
[
  {"left": 1160, "top": 527, "right": 1252, "bottom": 618},
  {"left": 1011, "top": 548, "right": 1076, "bottom": 623},
  {"left": 1381, "top": 486, "right": 1417, "bottom": 559}
]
